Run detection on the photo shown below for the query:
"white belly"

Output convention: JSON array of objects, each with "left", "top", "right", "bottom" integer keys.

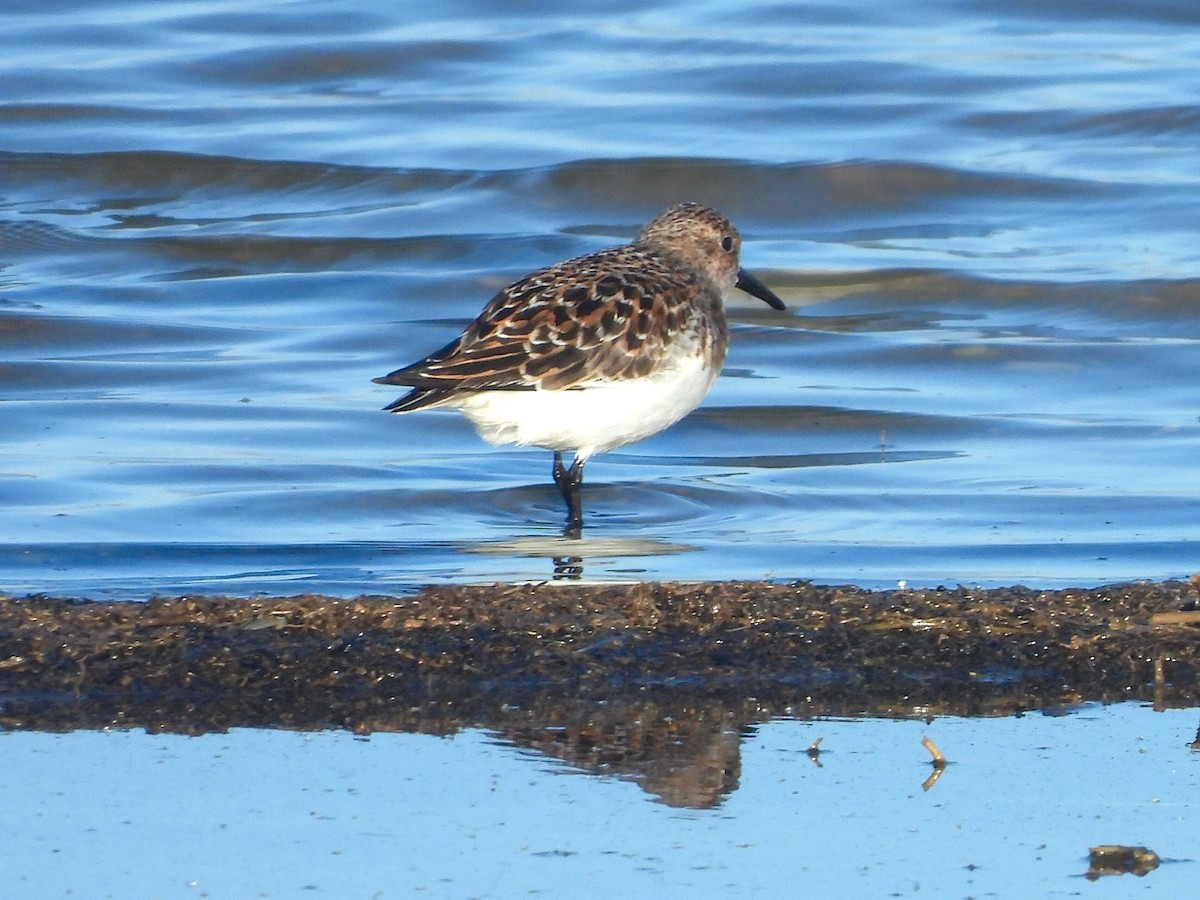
[{"left": 450, "top": 353, "right": 718, "bottom": 461}]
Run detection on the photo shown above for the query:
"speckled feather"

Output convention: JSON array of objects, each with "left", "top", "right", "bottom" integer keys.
[{"left": 375, "top": 204, "right": 742, "bottom": 413}]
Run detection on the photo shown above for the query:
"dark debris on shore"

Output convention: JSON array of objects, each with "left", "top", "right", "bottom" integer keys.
[{"left": 2, "top": 578, "right": 1199, "bottom": 735}]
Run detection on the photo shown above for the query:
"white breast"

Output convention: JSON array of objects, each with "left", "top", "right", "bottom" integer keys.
[{"left": 451, "top": 352, "right": 719, "bottom": 461}]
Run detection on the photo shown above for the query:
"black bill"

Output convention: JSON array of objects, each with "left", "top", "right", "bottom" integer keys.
[{"left": 735, "top": 268, "right": 786, "bottom": 310}]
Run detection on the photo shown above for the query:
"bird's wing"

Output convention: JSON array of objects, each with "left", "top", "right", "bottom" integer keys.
[{"left": 373, "top": 247, "right": 708, "bottom": 396}]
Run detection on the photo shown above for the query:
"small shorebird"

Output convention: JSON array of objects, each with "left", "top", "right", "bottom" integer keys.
[{"left": 374, "top": 202, "right": 785, "bottom": 532}]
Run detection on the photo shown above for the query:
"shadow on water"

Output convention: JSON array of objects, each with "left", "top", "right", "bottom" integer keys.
[
  {"left": 468, "top": 534, "right": 699, "bottom": 582},
  {"left": 469, "top": 440, "right": 959, "bottom": 580},
  {"left": 4, "top": 663, "right": 1198, "bottom": 811}
]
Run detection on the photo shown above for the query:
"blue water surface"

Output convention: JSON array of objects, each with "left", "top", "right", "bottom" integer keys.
[
  {"left": 1, "top": 705, "right": 1196, "bottom": 897},
  {"left": 3, "top": 1, "right": 1199, "bottom": 596}
]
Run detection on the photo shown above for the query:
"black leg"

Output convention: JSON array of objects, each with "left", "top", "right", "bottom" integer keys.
[
  {"left": 552, "top": 451, "right": 568, "bottom": 493},
  {"left": 564, "top": 457, "right": 584, "bottom": 531},
  {"left": 551, "top": 452, "right": 585, "bottom": 534}
]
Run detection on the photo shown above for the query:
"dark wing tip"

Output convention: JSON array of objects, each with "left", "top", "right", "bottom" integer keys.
[{"left": 380, "top": 386, "right": 449, "bottom": 413}]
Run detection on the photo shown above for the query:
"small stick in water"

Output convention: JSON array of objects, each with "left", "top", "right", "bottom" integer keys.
[
  {"left": 922, "top": 735, "right": 946, "bottom": 768},
  {"left": 921, "top": 736, "right": 947, "bottom": 791},
  {"left": 806, "top": 737, "right": 823, "bottom": 766}
]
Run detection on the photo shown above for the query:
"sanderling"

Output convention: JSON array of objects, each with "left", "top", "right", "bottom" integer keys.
[{"left": 374, "top": 202, "right": 785, "bottom": 532}]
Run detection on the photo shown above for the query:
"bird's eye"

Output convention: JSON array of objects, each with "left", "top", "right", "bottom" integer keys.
[{"left": 720, "top": 235, "right": 734, "bottom": 252}]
